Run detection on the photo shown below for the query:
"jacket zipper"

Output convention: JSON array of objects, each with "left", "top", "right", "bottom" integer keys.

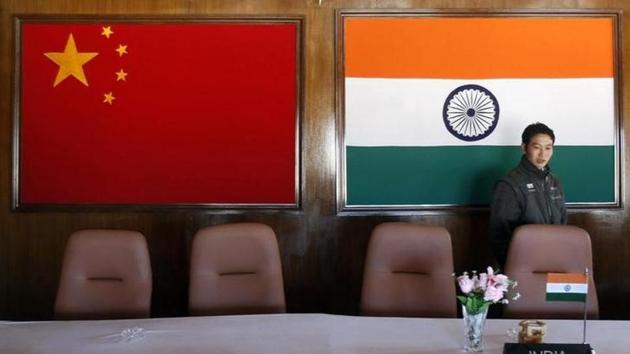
[{"left": 544, "top": 175, "right": 552, "bottom": 221}]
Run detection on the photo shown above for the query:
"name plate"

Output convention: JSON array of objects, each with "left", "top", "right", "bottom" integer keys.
[{"left": 503, "top": 343, "right": 593, "bottom": 354}]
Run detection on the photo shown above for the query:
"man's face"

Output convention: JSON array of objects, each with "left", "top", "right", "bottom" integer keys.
[{"left": 522, "top": 133, "right": 554, "bottom": 170}]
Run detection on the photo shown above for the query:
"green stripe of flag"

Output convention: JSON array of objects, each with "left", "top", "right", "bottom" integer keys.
[
  {"left": 546, "top": 293, "right": 587, "bottom": 302},
  {"left": 346, "top": 145, "right": 614, "bottom": 205}
]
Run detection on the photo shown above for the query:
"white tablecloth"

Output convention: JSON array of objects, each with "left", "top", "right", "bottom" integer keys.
[{"left": 1, "top": 313, "right": 628, "bottom": 353}]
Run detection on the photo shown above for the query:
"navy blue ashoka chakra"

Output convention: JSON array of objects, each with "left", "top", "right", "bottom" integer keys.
[{"left": 442, "top": 84, "right": 500, "bottom": 142}]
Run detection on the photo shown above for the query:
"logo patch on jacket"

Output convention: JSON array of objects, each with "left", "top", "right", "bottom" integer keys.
[{"left": 526, "top": 183, "right": 536, "bottom": 192}]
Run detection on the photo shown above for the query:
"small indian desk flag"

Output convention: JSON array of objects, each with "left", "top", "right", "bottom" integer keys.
[{"left": 546, "top": 273, "right": 588, "bottom": 302}]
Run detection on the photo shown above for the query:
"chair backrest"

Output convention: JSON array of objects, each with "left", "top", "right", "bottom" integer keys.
[
  {"left": 360, "top": 222, "right": 457, "bottom": 317},
  {"left": 504, "top": 224, "right": 599, "bottom": 319},
  {"left": 54, "top": 229, "right": 152, "bottom": 320},
  {"left": 188, "top": 223, "right": 286, "bottom": 315}
]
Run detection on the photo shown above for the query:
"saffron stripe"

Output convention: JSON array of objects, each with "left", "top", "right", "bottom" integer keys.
[
  {"left": 547, "top": 273, "right": 588, "bottom": 284},
  {"left": 345, "top": 17, "right": 614, "bottom": 79}
]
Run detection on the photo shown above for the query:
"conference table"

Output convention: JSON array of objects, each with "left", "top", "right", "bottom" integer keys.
[{"left": 1, "top": 313, "right": 628, "bottom": 353}]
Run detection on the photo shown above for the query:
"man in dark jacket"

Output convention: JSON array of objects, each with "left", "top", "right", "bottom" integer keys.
[{"left": 489, "top": 122, "right": 567, "bottom": 267}]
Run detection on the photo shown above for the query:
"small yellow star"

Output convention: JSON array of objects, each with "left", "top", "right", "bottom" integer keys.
[
  {"left": 115, "top": 44, "right": 128, "bottom": 57},
  {"left": 44, "top": 33, "right": 98, "bottom": 87},
  {"left": 103, "top": 92, "right": 115, "bottom": 105},
  {"left": 101, "top": 26, "right": 114, "bottom": 39},
  {"left": 115, "top": 69, "right": 128, "bottom": 81}
]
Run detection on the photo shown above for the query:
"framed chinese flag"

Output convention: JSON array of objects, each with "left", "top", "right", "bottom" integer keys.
[{"left": 13, "top": 16, "right": 302, "bottom": 210}]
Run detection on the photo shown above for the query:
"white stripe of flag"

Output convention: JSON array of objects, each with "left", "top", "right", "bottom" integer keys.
[
  {"left": 546, "top": 283, "right": 588, "bottom": 294},
  {"left": 345, "top": 77, "right": 614, "bottom": 147}
]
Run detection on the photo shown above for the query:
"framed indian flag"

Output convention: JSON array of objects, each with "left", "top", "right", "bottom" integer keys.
[
  {"left": 13, "top": 16, "right": 303, "bottom": 210},
  {"left": 336, "top": 10, "right": 622, "bottom": 212}
]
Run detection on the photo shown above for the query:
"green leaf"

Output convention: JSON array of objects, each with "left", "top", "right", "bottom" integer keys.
[{"left": 461, "top": 295, "right": 492, "bottom": 315}]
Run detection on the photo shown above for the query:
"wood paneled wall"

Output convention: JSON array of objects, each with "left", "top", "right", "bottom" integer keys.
[{"left": 1, "top": 0, "right": 629, "bottom": 320}]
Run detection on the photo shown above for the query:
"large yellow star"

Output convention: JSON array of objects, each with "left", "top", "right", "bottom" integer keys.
[{"left": 44, "top": 34, "right": 98, "bottom": 87}]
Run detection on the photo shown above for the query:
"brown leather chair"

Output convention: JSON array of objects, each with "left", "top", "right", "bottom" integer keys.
[
  {"left": 188, "top": 223, "right": 286, "bottom": 315},
  {"left": 54, "top": 229, "right": 152, "bottom": 320},
  {"left": 504, "top": 224, "right": 599, "bottom": 319},
  {"left": 360, "top": 222, "right": 457, "bottom": 317}
]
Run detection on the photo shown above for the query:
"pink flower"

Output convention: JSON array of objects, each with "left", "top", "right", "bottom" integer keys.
[
  {"left": 477, "top": 272, "right": 488, "bottom": 290},
  {"left": 486, "top": 266, "right": 495, "bottom": 277},
  {"left": 484, "top": 285, "right": 504, "bottom": 303},
  {"left": 485, "top": 267, "right": 509, "bottom": 290},
  {"left": 457, "top": 275, "right": 474, "bottom": 294},
  {"left": 492, "top": 274, "right": 509, "bottom": 291}
]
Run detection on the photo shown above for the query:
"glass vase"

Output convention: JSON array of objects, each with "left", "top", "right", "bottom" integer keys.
[{"left": 462, "top": 305, "right": 488, "bottom": 352}]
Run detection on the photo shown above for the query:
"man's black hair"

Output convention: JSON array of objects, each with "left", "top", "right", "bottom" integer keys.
[{"left": 521, "top": 122, "right": 555, "bottom": 145}]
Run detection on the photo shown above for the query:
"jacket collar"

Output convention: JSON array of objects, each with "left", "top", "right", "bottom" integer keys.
[{"left": 518, "top": 155, "right": 550, "bottom": 180}]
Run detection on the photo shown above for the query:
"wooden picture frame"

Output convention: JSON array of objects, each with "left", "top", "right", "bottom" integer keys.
[
  {"left": 336, "top": 9, "right": 622, "bottom": 213},
  {"left": 13, "top": 16, "right": 303, "bottom": 211}
]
